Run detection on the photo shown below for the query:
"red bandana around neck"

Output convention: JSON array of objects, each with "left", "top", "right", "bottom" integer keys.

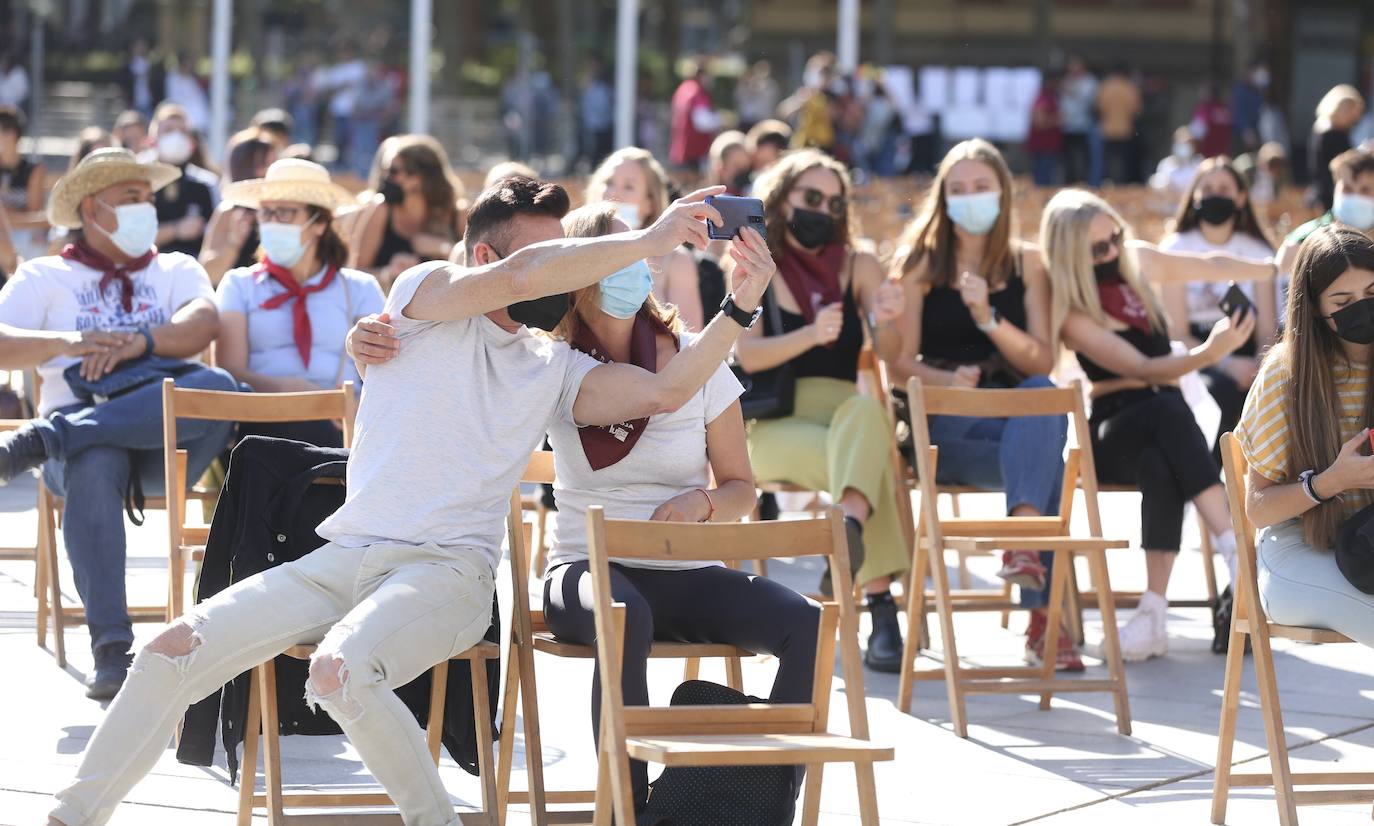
[
  {"left": 571, "top": 308, "right": 678, "bottom": 470},
  {"left": 1096, "top": 274, "right": 1153, "bottom": 335},
  {"left": 257, "top": 259, "right": 339, "bottom": 368},
  {"left": 60, "top": 239, "right": 157, "bottom": 314},
  {"left": 776, "top": 242, "right": 844, "bottom": 328}
]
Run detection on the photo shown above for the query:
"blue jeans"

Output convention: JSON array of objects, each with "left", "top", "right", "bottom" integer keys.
[
  {"left": 1031, "top": 152, "right": 1059, "bottom": 187},
  {"left": 37, "top": 366, "right": 238, "bottom": 651},
  {"left": 927, "top": 375, "right": 1068, "bottom": 609}
]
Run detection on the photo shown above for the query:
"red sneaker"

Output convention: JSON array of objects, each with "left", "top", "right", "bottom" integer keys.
[
  {"left": 1024, "top": 612, "right": 1085, "bottom": 673},
  {"left": 997, "top": 550, "right": 1047, "bottom": 591}
]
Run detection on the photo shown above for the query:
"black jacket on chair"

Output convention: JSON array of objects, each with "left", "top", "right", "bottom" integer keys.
[{"left": 175, "top": 436, "right": 501, "bottom": 783}]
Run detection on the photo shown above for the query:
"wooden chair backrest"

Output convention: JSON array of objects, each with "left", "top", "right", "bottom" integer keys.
[
  {"left": 1219, "top": 432, "right": 1263, "bottom": 623},
  {"left": 905, "top": 376, "right": 1106, "bottom": 544},
  {"left": 505, "top": 451, "right": 556, "bottom": 646},
  {"left": 586, "top": 505, "right": 860, "bottom": 744}
]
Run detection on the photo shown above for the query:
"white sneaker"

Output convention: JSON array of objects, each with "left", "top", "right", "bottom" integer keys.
[{"left": 1118, "top": 590, "right": 1168, "bottom": 662}]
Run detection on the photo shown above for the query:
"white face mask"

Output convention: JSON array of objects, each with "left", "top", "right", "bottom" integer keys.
[
  {"left": 157, "top": 130, "right": 193, "bottom": 165},
  {"left": 1173, "top": 141, "right": 1194, "bottom": 161},
  {"left": 92, "top": 201, "right": 158, "bottom": 257},
  {"left": 613, "top": 201, "right": 641, "bottom": 230},
  {"left": 1334, "top": 192, "right": 1374, "bottom": 231},
  {"left": 259, "top": 218, "right": 317, "bottom": 268}
]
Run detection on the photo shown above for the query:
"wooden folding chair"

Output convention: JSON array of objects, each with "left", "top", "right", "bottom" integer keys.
[
  {"left": 496, "top": 451, "right": 748, "bottom": 826},
  {"left": 586, "top": 505, "right": 893, "bottom": 826},
  {"left": 896, "top": 377, "right": 1133, "bottom": 739},
  {"left": 1210, "top": 432, "right": 1374, "bottom": 825}
]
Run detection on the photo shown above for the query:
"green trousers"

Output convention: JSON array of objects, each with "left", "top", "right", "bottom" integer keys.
[{"left": 748, "top": 377, "right": 908, "bottom": 585}]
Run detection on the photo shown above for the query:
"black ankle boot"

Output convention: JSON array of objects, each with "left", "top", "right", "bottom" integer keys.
[
  {"left": 86, "top": 642, "right": 133, "bottom": 701},
  {"left": 864, "top": 591, "right": 903, "bottom": 673},
  {"left": 0, "top": 422, "right": 47, "bottom": 485}
]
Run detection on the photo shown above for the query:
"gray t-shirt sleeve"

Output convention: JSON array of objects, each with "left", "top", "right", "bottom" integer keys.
[
  {"left": 703, "top": 361, "right": 745, "bottom": 423},
  {"left": 555, "top": 344, "right": 603, "bottom": 426},
  {"left": 384, "top": 261, "right": 448, "bottom": 334}
]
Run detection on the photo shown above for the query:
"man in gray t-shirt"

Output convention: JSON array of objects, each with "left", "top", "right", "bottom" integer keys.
[{"left": 49, "top": 177, "right": 778, "bottom": 826}]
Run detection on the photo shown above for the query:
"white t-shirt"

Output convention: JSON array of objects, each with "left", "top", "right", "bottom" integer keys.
[
  {"left": 545, "top": 332, "right": 743, "bottom": 572},
  {"left": 1158, "top": 229, "right": 1274, "bottom": 326},
  {"left": 316, "top": 262, "right": 601, "bottom": 573},
  {"left": 0, "top": 252, "right": 215, "bottom": 415}
]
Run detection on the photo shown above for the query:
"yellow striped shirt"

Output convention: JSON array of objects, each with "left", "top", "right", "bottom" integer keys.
[{"left": 1236, "top": 352, "right": 1373, "bottom": 517}]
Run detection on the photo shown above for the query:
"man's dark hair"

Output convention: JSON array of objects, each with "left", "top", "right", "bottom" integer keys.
[
  {"left": 463, "top": 176, "right": 570, "bottom": 257},
  {"left": 1332, "top": 147, "right": 1374, "bottom": 183},
  {"left": 0, "top": 105, "right": 26, "bottom": 137}
]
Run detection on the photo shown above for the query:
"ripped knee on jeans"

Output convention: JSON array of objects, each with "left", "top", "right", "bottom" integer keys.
[
  {"left": 141, "top": 617, "right": 205, "bottom": 673},
  {"left": 305, "top": 651, "right": 364, "bottom": 723}
]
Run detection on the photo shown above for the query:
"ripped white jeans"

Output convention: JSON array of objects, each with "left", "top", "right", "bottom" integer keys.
[{"left": 51, "top": 541, "right": 495, "bottom": 826}]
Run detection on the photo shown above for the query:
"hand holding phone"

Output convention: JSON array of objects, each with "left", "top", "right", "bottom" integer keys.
[
  {"left": 1218, "top": 281, "right": 1254, "bottom": 321},
  {"left": 705, "top": 194, "right": 766, "bottom": 241}
]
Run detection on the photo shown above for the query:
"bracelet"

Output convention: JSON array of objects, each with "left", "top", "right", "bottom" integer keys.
[
  {"left": 1299, "top": 469, "right": 1334, "bottom": 504},
  {"left": 696, "top": 488, "right": 715, "bottom": 522},
  {"left": 975, "top": 307, "right": 1000, "bottom": 334}
]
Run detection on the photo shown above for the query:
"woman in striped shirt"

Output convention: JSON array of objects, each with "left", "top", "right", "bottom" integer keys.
[{"left": 1237, "top": 224, "right": 1374, "bottom": 645}]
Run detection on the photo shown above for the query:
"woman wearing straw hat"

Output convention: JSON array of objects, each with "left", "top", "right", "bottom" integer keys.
[{"left": 216, "top": 159, "right": 383, "bottom": 447}]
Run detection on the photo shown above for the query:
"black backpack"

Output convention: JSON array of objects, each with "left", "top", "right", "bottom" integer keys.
[{"left": 638, "top": 680, "right": 800, "bottom": 826}]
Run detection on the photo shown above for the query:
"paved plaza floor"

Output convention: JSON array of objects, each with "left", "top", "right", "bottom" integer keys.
[{"left": 2, "top": 474, "right": 1373, "bottom": 825}]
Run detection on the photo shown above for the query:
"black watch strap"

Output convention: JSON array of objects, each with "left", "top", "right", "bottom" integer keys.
[{"left": 719, "top": 294, "right": 761, "bottom": 329}]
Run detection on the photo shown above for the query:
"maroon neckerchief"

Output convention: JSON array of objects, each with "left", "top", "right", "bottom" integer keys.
[
  {"left": 60, "top": 239, "right": 157, "bottom": 314},
  {"left": 572, "top": 308, "right": 678, "bottom": 470},
  {"left": 1096, "top": 272, "right": 1153, "bottom": 335},
  {"left": 777, "top": 241, "right": 845, "bottom": 337},
  {"left": 257, "top": 259, "right": 339, "bottom": 368}
]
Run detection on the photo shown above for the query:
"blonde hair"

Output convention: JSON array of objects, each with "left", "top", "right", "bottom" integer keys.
[
  {"left": 555, "top": 202, "right": 682, "bottom": 344},
  {"left": 1316, "top": 84, "right": 1365, "bottom": 130},
  {"left": 752, "top": 148, "right": 857, "bottom": 260},
  {"left": 1040, "top": 189, "right": 1167, "bottom": 353},
  {"left": 893, "top": 138, "right": 1017, "bottom": 289},
  {"left": 709, "top": 130, "right": 748, "bottom": 167},
  {"left": 586, "top": 147, "right": 671, "bottom": 226}
]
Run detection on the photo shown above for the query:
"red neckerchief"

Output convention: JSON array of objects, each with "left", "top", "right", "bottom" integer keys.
[
  {"left": 60, "top": 239, "right": 157, "bottom": 314},
  {"left": 572, "top": 308, "right": 678, "bottom": 470},
  {"left": 1097, "top": 273, "right": 1153, "bottom": 335},
  {"left": 256, "top": 259, "right": 339, "bottom": 368},
  {"left": 777, "top": 241, "right": 844, "bottom": 332}
]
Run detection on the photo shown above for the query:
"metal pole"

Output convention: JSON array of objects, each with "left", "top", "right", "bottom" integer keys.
[
  {"left": 208, "top": 0, "right": 231, "bottom": 161},
  {"left": 28, "top": 8, "right": 43, "bottom": 161},
  {"left": 409, "top": 0, "right": 432, "bottom": 134},
  {"left": 614, "top": 0, "right": 638, "bottom": 149},
  {"left": 837, "top": 0, "right": 859, "bottom": 73}
]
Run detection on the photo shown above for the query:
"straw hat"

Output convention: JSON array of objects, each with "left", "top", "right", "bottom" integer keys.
[
  {"left": 222, "top": 159, "right": 353, "bottom": 213},
  {"left": 47, "top": 147, "right": 181, "bottom": 229}
]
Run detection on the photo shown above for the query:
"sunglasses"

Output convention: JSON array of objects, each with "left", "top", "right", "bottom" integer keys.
[
  {"left": 258, "top": 205, "right": 305, "bottom": 223},
  {"left": 1090, "top": 230, "right": 1123, "bottom": 261},
  {"left": 794, "top": 186, "right": 848, "bottom": 217}
]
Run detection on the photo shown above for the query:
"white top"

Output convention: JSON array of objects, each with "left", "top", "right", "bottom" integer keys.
[
  {"left": 316, "top": 262, "right": 601, "bottom": 573},
  {"left": 545, "top": 332, "right": 743, "bottom": 572},
  {"left": 216, "top": 264, "right": 384, "bottom": 389},
  {"left": 1158, "top": 229, "right": 1273, "bottom": 326},
  {"left": 0, "top": 251, "right": 215, "bottom": 415}
]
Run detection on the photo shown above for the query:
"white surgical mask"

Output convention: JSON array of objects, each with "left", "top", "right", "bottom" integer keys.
[
  {"left": 1334, "top": 192, "right": 1374, "bottom": 231},
  {"left": 259, "top": 218, "right": 317, "bottom": 268},
  {"left": 598, "top": 259, "right": 654, "bottom": 319},
  {"left": 1173, "top": 141, "right": 1193, "bottom": 161},
  {"left": 613, "top": 201, "right": 641, "bottom": 230},
  {"left": 92, "top": 201, "right": 158, "bottom": 257},
  {"left": 945, "top": 191, "right": 1002, "bottom": 236},
  {"left": 157, "top": 130, "right": 193, "bottom": 165}
]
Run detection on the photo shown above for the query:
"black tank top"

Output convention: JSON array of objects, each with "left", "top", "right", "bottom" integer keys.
[
  {"left": 920, "top": 263, "right": 1029, "bottom": 365},
  {"left": 0, "top": 158, "right": 33, "bottom": 211},
  {"left": 1076, "top": 325, "right": 1172, "bottom": 383},
  {"left": 375, "top": 206, "right": 415, "bottom": 268},
  {"left": 772, "top": 279, "right": 864, "bottom": 382}
]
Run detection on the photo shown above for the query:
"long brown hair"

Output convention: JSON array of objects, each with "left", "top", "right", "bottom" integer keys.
[
  {"left": 751, "top": 148, "right": 856, "bottom": 260},
  {"left": 1279, "top": 225, "right": 1374, "bottom": 549},
  {"left": 893, "top": 138, "right": 1017, "bottom": 288},
  {"left": 1170, "top": 156, "right": 1274, "bottom": 250},
  {"left": 390, "top": 134, "right": 466, "bottom": 234},
  {"left": 554, "top": 202, "right": 682, "bottom": 344}
]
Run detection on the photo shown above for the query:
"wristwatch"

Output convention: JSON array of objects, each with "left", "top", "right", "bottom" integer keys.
[
  {"left": 975, "top": 307, "right": 1000, "bottom": 334},
  {"left": 720, "top": 293, "right": 763, "bottom": 329}
]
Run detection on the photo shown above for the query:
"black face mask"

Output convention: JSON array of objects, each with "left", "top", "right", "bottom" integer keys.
[
  {"left": 1329, "top": 296, "right": 1374, "bottom": 345},
  {"left": 730, "top": 170, "right": 753, "bottom": 194},
  {"left": 488, "top": 246, "right": 570, "bottom": 332},
  {"left": 1093, "top": 257, "right": 1121, "bottom": 283},
  {"left": 1197, "top": 195, "right": 1238, "bottom": 226},
  {"left": 381, "top": 178, "right": 404, "bottom": 206},
  {"left": 788, "top": 207, "right": 836, "bottom": 249}
]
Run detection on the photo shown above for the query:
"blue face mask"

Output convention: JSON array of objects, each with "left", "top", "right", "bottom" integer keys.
[
  {"left": 598, "top": 259, "right": 654, "bottom": 319},
  {"left": 258, "top": 218, "right": 316, "bottom": 268},
  {"left": 945, "top": 191, "right": 1002, "bottom": 236},
  {"left": 1334, "top": 192, "right": 1374, "bottom": 232}
]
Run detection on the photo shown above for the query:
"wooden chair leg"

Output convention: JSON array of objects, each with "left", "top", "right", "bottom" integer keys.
[
  {"left": 168, "top": 544, "right": 183, "bottom": 623},
  {"left": 258, "top": 660, "right": 286, "bottom": 824},
  {"left": 753, "top": 557, "right": 769, "bottom": 576},
  {"left": 1064, "top": 552, "right": 1084, "bottom": 647},
  {"left": 897, "top": 558, "right": 922, "bottom": 714},
  {"left": 35, "top": 494, "right": 50, "bottom": 650},
  {"left": 1199, "top": 511, "right": 1219, "bottom": 603},
  {"left": 855, "top": 761, "right": 882, "bottom": 826},
  {"left": 1038, "top": 552, "right": 1070, "bottom": 710},
  {"left": 928, "top": 537, "right": 968, "bottom": 737},
  {"left": 1210, "top": 622, "right": 1248, "bottom": 824},
  {"left": 683, "top": 657, "right": 701, "bottom": 681},
  {"left": 725, "top": 656, "right": 744, "bottom": 691},
  {"left": 1251, "top": 620, "right": 1299, "bottom": 825},
  {"left": 238, "top": 673, "right": 262, "bottom": 826},
  {"left": 800, "top": 763, "right": 825, "bottom": 826},
  {"left": 496, "top": 642, "right": 521, "bottom": 826},
  {"left": 44, "top": 495, "right": 66, "bottom": 668},
  {"left": 1087, "top": 550, "right": 1131, "bottom": 735},
  {"left": 592, "top": 747, "right": 613, "bottom": 826},
  {"left": 957, "top": 549, "right": 972, "bottom": 590},
  {"left": 428, "top": 660, "right": 450, "bottom": 763},
  {"left": 469, "top": 657, "right": 499, "bottom": 820},
  {"left": 999, "top": 579, "right": 1012, "bottom": 630},
  {"left": 515, "top": 635, "right": 549, "bottom": 826}
]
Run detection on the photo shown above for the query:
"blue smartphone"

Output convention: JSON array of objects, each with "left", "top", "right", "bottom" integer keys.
[{"left": 704, "top": 195, "right": 766, "bottom": 241}]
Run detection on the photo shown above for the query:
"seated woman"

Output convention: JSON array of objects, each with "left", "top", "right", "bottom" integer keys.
[
  {"left": 1041, "top": 189, "right": 1274, "bottom": 660},
  {"left": 198, "top": 130, "right": 276, "bottom": 284},
  {"left": 881, "top": 139, "right": 1074, "bottom": 670},
  {"left": 586, "top": 147, "right": 705, "bottom": 330},
  {"left": 1237, "top": 225, "right": 1374, "bottom": 645},
  {"left": 1159, "top": 156, "right": 1278, "bottom": 464},
  {"left": 216, "top": 159, "right": 383, "bottom": 447},
  {"left": 350, "top": 134, "right": 467, "bottom": 291},
  {"left": 732, "top": 148, "right": 907, "bottom": 673}
]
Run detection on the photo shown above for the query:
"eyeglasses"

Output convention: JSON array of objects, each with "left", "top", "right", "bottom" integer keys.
[
  {"left": 1090, "top": 230, "right": 1123, "bottom": 261},
  {"left": 794, "top": 186, "right": 848, "bottom": 217},
  {"left": 258, "top": 205, "right": 305, "bottom": 223}
]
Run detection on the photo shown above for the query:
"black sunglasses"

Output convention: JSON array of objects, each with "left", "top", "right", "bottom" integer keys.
[
  {"left": 1091, "top": 230, "right": 1124, "bottom": 261},
  {"left": 795, "top": 186, "right": 848, "bottom": 217}
]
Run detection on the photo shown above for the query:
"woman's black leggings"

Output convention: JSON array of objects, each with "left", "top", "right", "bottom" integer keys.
[
  {"left": 1090, "top": 388, "right": 1220, "bottom": 552},
  {"left": 543, "top": 560, "right": 821, "bottom": 812}
]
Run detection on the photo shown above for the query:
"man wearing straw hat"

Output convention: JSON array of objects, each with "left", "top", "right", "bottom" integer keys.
[{"left": 0, "top": 147, "right": 236, "bottom": 700}]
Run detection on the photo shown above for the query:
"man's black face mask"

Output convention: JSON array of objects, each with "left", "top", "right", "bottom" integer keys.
[{"left": 488, "top": 244, "right": 569, "bottom": 332}]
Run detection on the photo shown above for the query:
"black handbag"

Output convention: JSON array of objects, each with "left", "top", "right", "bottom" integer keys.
[{"left": 731, "top": 287, "right": 796, "bottom": 421}]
